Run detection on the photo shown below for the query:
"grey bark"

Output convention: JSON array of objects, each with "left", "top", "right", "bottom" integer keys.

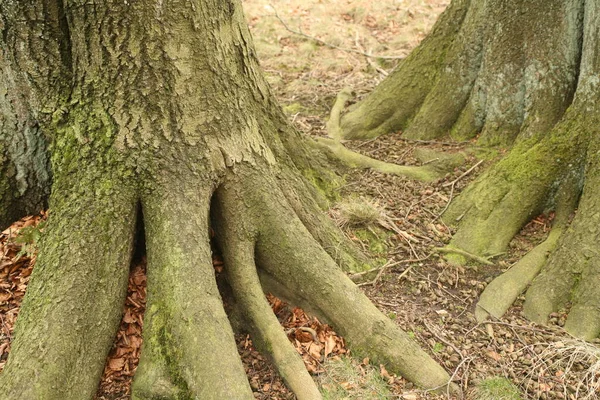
[{"left": 0, "top": 0, "right": 453, "bottom": 398}]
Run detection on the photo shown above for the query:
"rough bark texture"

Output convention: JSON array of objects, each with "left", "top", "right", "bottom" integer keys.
[
  {"left": 0, "top": 0, "right": 67, "bottom": 228},
  {"left": 340, "top": 0, "right": 600, "bottom": 339},
  {"left": 341, "top": 0, "right": 584, "bottom": 147},
  {"left": 339, "top": 0, "right": 470, "bottom": 140},
  {"left": 0, "top": 0, "right": 453, "bottom": 398}
]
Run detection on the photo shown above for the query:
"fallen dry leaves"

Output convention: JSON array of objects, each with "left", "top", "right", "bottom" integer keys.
[
  {"left": 268, "top": 294, "right": 347, "bottom": 374},
  {"left": 0, "top": 213, "right": 44, "bottom": 372},
  {"left": 95, "top": 261, "right": 146, "bottom": 400},
  {"left": 1, "top": 214, "right": 348, "bottom": 399}
]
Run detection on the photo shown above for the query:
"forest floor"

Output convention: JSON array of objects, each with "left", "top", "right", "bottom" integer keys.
[{"left": 2, "top": 1, "right": 600, "bottom": 399}]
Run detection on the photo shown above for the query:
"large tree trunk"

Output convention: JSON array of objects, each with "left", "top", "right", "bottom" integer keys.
[
  {"left": 340, "top": 0, "right": 584, "bottom": 146},
  {"left": 339, "top": 0, "right": 600, "bottom": 339},
  {"left": 0, "top": 1, "right": 453, "bottom": 398},
  {"left": 0, "top": 2, "right": 62, "bottom": 228}
]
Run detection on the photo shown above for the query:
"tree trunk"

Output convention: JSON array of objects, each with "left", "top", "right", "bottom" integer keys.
[
  {"left": 0, "top": 1, "right": 64, "bottom": 228},
  {"left": 341, "top": 0, "right": 584, "bottom": 146},
  {"left": 338, "top": 0, "right": 600, "bottom": 339},
  {"left": 0, "top": 0, "right": 453, "bottom": 398}
]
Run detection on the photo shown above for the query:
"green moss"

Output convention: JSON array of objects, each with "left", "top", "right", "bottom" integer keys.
[
  {"left": 472, "top": 377, "right": 522, "bottom": 400},
  {"left": 282, "top": 102, "right": 306, "bottom": 116},
  {"left": 302, "top": 168, "right": 344, "bottom": 204},
  {"left": 354, "top": 227, "right": 391, "bottom": 255}
]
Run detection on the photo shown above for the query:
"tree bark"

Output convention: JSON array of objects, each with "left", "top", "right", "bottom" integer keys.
[
  {"left": 338, "top": 0, "right": 600, "bottom": 339},
  {"left": 0, "top": 0, "right": 68, "bottom": 228},
  {"left": 0, "top": 0, "right": 453, "bottom": 398},
  {"left": 341, "top": 0, "right": 584, "bottom": 147}
]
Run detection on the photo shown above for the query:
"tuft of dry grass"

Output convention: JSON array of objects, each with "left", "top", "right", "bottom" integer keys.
[
  {"left": 332, "top": 197, "right": 383, "bottom": 228},
  {"left": 530, "top": 338, "right": 600, "bottom": 399},
  {"left": 317, "top": 356, "right": 393, "bottom": 400},
  {"left": 470, "top": 377, "right": 523, "bottom": 400}
]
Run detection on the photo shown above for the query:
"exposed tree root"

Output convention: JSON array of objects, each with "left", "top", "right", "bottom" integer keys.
[
  {"left": 331, "top": 0, "right": 600, "bottom": 340},
  {"left": 340, "top": 0, "right": 584, "bottom": 147},
  {"left": 446, "top": 0, "right": 600, "bottom": 337},
  {"left": 475, "top": 228, "right": 562, "bottom": 322},
  {"left": 524, "top": 145, "right": 600, "bottom": 340},
  {"left": 475, "top": 173, "right": 580, "bottom": 322},
  {"left": 319, "top": 88, "right": 463, "bottom": 181},
  {"left": 0, "top": 168, "right": 137, "bottom": 399},
  {"left": 314, "top": 137, "right": 446, "bottom": 181},
  {"left": 215, "top": 166, "right": 456, "bottom": 393},
  {"left": 443, "top": 110, "right": 587, "bottom": 259},
  {"left": 132, "top": 180, "right": 254, "bottom": 399},
  {"left": 214, "top": 186, "right": 322, "bottom": 400},
  {"left": 338, "top": 0, "right": 471, "bottom": 140}
]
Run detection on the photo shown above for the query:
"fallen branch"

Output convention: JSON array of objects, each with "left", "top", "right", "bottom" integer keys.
[
  {"left": 357, "top": 260, "right": 403, "bottom": 287},
  {"left": 423, "top": 320, "right": 463, "bottom": 362},
  {"left": 434, "top": 246, "right": 494, "bottom": 266},
  {"left": 442, "top": 160, "right": 484, "bottom": 188}
]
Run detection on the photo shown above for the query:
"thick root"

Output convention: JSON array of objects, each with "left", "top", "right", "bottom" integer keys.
[
  {"left": 340, "top": 0, "right": 582, "bottom": 146},
  {"left": 475, "top": 170, "right": 579, "bottom": 321},
  {"left": 339, "top": 0, "right": 470, "bottom": 140},
  {"left": 524, "top": 148, "right": 600, "bottom": 340},
  {"left": 475, "top": 228, "right": 562, "bottom": 322},
  {"left": 217, "top": 169, "right": 455, "bottom": 391},
  {"left": 132, "top": 180, "right": 254, "bottom": 399},
  {"left": 444, "top": 109, "right": 586, "bottom": 259},
  {"left": 320, "top": 88, "right": 463, "bottom": 181},
  {"left": 213, "top": 191, "right": 322, "bottom": 400},
  {"left": 314, "top": 137, "right": 446, "bottom": 181},
  {"left": 255, "top": 201, "right": 456, "bottom": 391},
  {"left": 208, "top": 166, "right": 455, "bottom": 392},
  {"left": 0, "top": 171, "right": 137, "bottom": 400}
]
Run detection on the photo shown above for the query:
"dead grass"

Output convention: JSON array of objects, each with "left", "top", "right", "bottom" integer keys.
[
  {"left": 332, "top": 197, "right": 384, "bottom": 228},
  {"left": 529, "top": 338, "right": 600, "bottom": 399},
  {"left": 242, "top": 0, "right": 449, "bottom": 136},
  {"left": 317, "top": 356, "right": 393, "bottom": 400}
]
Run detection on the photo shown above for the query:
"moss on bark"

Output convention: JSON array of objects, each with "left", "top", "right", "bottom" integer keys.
[
  {"left": 336, "top": 0, "right": 600, "bottom": 340},
  {"left": 339, "top": 0, "right": 471, "bottom": 140},
  {"left": 0, "top": 0, "right": 454, "bottom": 397},
  {"left": 340, "top": 0, "right": 584, "bottom": 147}
]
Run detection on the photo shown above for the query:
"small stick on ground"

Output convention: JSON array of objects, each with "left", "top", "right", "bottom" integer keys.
[
  {"left": 434, "top": 246, "right": 494, "bottom": 266},
  {"left": 286, "top": 326, "right": 319, "bottom": 343},
  {"left": 357, "top": 260, "right": 407, "bottom": 287},
  {"left": 423, "top": 320, "right": 464, "bottom": 362},
  {"left": 442, "top": 160, "right": 484, "bottom": 188}
]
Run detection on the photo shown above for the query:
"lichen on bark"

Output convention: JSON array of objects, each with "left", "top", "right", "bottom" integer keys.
[
  {"left": 338, "top": 0, "right": 600, "bottom": 339},
  {"left": 0, "top": 0, "right": 454, "bottom": 398}
]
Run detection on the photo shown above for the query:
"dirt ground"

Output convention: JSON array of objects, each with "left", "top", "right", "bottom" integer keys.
[
  {"left": 241, "top": 1, "right": 600, "bottom": 398},
  {"left": 2, "top": 1, "right": 600, "bottom": 399}
]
